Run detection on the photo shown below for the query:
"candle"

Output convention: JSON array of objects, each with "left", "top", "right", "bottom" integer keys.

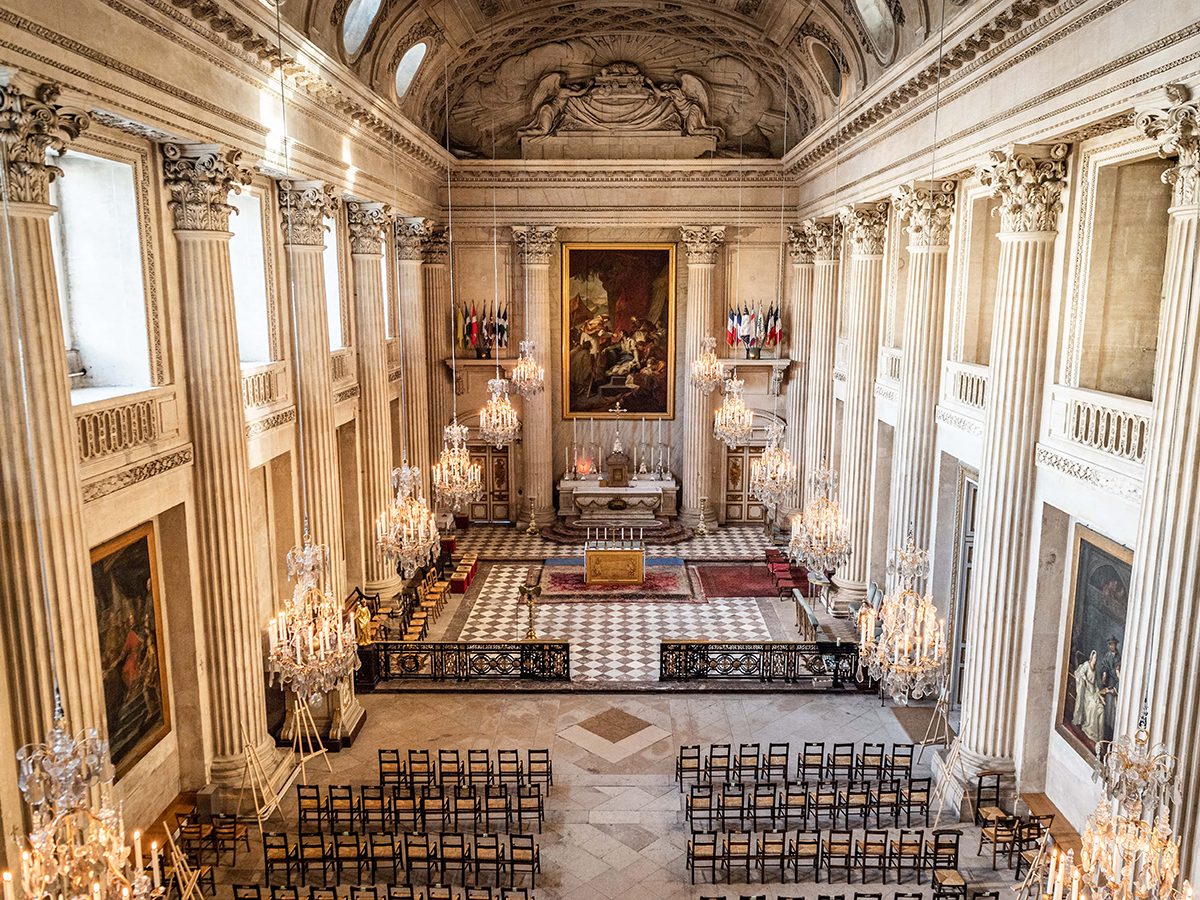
[
  {"left": 4, "top": 871, "right": 14, "bottom": 900},
  {"left": 1070, "top": 864, "right": 1080, "bottom": 900},
  {"left": 1052, "top": 853, "right": 1066, "bottom": 900},
  {"left": 574, "top": 418, "right": 578, "bottom": 446},
  {"left": 134, "top": 830, "right": 143, "bottom": 870},
  {"left": 151, "top": 843, "right": 161, "bottom": 889}
]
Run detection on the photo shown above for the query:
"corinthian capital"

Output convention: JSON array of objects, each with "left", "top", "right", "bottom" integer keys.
[
  {"left": 395, "top": 216, "right": 428, "bottom": 260},
  {"left": 512, "top": 225, "right": 559, "bottom": 265},
  {"left": 162, "top": 143, "right": 253, "bottom": 232},
  {"left": 837, "top": 201, "right": 889, "bottom": 256},
  {"left": 976, "top": 143, "right": 1068, "bottom": 234},
  {"left": 892, "top": 181, "right": 956, "bottom": 247},
  {"left": 277, "top": 179, "right": 340, "bottom": 246},
  {"left": 787, "top": 224, "right": 816, "bottom": 264},
  {"left": 802, "top": 218, "right": 840, "bottom": 262},
  {"left": 679, "top": 225, "right": 725, "bottom": 264},
  {"left": 422, "top": 224, "right": 448, "bottom": 265},
  {"left": 346, "top": 201, "right": 390, "bottom": 255},
  {"left": 0, "top": 76, "right": 90, "bottom": 204},
  {"left": 1136, "top": 83, "right": 1200, "bottom": 206}
]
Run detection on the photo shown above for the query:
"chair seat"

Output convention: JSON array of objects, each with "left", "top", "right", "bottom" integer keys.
[
  {"left": 935, "top": 869, "right": 965, "bottom": 886},
  {"left": 979, "top": 806, "right": 1005, "bottom": 822}
]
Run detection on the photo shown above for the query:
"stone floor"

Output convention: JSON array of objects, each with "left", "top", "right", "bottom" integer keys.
[
  {"left": 453, "top": 525, "right": 776, "bottom": 562},
  {"left": 209, "top": 693, "right": 1023, "bottom": 900}
]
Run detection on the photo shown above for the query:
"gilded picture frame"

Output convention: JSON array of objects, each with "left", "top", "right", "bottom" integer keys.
[
  {"left": 562, "top": 242, "right": 676, "bottom": 418},
  {"left": 91, "top": 521, "right": 170, "bottom": 778},
  {"left": 1056, "top": 523, "right": 1132, "bottom": 764}
]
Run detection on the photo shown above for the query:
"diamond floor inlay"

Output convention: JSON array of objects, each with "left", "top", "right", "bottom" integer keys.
[{"left": 577, "top": 708, "right": 653, "bottom": 743}]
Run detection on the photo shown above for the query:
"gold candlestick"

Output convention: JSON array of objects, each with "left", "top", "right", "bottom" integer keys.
[
  {"left": 525, "top": 495, "right": 540, "bottom": 535},
  {"left": 525, "top": 593, "right": 537, "bottom": 640},
  {"left": 695, "top": 497, "right": 710, "bottom": 536}
]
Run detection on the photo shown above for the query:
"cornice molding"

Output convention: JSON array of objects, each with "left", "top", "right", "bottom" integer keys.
[
  {"left": 1035, "top": 443, "right": 1143, "bottom": 503},
  {"left": 81, "top": 445, "right": 194, "bottom": 503}
]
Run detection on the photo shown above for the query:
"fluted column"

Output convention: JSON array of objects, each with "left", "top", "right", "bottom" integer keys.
[
  {"left": 396, "top": 219, "right": 432, "bottom": 498},
  {"left": 512, "top": 226, "right": 559, "bottom": 527},
  {"left": 422, "top": 226, "right": 451, "bottom": 465},
  {"left": 1119, "top": 85, "right": 1200, "bottom": 873},
  {"left": 348, "top": 201, "right": 400, "bottom": 596},
  {"left": 958, "top": 144, "right": 1068, "bottom": 785},
  {"left": 887, "top": 182, "right": 955, "bottom": 553},
  {"left": 0, "top": 79, "right": 105, "bottom": 814},
  {"left": 679, "top": 225, "right": 726, "bottom": 530},
  {"left": 163, "top": 143, "right": 275, "bottom": 781},
  {"left": 278, "top": 181, "right": 346, "bottom": 598},
  {"left": 835, "top": 202, "right": 889, "bottom": 612},
  {"left": 802, "top": 218, "right": 840, "bottom": 503}
]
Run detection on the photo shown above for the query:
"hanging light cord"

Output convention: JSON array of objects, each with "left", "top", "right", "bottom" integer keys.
[
  {"left": 492, "top": 128, "right": 500, "bottom": 377},
  {"left": 772, "top": 64, "right": 790, "bottom": 426},
  {"left": 389, "top": 130, "right": 411, "bottom": 468},
  {"left": 923, "top": 0, "right": 948, "bottom": 320},
  {"left": 445, "top": 60, "right": 459, "bottom": 425}
]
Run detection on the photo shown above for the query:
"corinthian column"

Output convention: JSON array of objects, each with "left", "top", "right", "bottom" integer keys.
[
  {"left": 783, "top": 226, "right": 814, "bottom": 518},
  {"left": 887, "top": 182, "right": 955, "bottom": 553},
  {"left": 834, "top": 202, "right": 889, "bottom": 612},
  {"left": 0, "top": 77, "right": 105, "bottom": 799},
  {"left": 957, "top": 144, "right": 1068, "bottom": 788},
  {"left": 396, "top": 218, "right": 432, "bottom": 497},
  {"left": 422, "top": 226, "right": 451, "bottom": 464},
  {"left": 162, "top": 143, "right": 274, "bottom": 781},
  {"left": 278, "top": 181, "right": 347, "bottom": 597},
  {"left": 348, "top": 201, "right": 399, "bottom": 596},
  {"left": 511, "top": 226, "right": 559, "bottom": 527},
  {"left": 1119, "top": 85, "right": 1200, "bottom": 872},
  {"left": 802, "top": 218, "right": 840, "bottom": 502},
  {"left": 679, "top": 225, "right": 726, "bottom": 530}
]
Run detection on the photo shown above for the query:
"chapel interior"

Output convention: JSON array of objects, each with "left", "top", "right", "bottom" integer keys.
[{"left": 0, "top": 1, "right": 1198, "bottom": 900}]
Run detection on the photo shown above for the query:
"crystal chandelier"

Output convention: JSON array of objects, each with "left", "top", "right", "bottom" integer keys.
[
  {"left": 433, "top": 423, "right": 483, "bottom": 511},
  {"left": 788, "top": 461, "right": 852, "bottom": 572},
  {"left": 267, "top": 533, "right": 360, "bottom": 706},
  {"left": 480, "top": 377, "right": 521, "bottom": 448},
  {"left": 510, "top": 340, "right": 545, "bottom": 398},
  {"left": 714, "top": 371, "right": 754, "bottom": 448},
  {"left": 750, "top": 420, "right": 797, "bottom": 509},
  {"left": 856, "top": 536, "right": 946, "bottom": 704},
  {"left": 377, "top": 465, "right": 439, "bottom": 578},
  {"left": 16, "top": 712, "right": 159, "bottom": 900},
  {"left": 691, "top": 335, "right": 725, "bottom": 394}
]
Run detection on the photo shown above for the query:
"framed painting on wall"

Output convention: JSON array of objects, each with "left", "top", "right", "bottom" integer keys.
[
  {"left": 1056, "top": 524, "right": 1132, "bottom": 763},
  {"left": 91, "top": 521, "right": 170, "bottom": 778},
  {"left": 562, "top": 243, "right": 675, "bottom": 418}
]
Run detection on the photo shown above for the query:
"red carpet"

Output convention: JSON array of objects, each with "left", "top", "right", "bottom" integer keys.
[
  {"left": 694, "top": 563, "right": 778, "bottom": 599},
  {"left": 538, "top": 565, "right": 696, "bottom": 602}
]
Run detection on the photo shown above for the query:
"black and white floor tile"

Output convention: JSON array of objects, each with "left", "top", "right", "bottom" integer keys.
[{"left": 453, "top": 524, "right": 775, "bottom": 562}]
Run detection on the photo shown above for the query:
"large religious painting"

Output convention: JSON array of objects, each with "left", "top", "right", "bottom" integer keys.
[
  {"left": 91, "top": 522, "right": 169, "bottom": 777},
  {"left": 1056, "top": 525, "right": 1132, "bottom": 763},
  {"left": 562, "top": 243, "right": 675, "bottom": 418}
]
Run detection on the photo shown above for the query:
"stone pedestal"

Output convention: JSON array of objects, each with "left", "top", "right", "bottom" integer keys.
[
  {"left": 802, "top": 218, "right": 840, "bottom": 503},
  {"left": 784, "top": 226, "right": 814, "bottom": 519},
  {"left": 396, "top": 218, "right": 433, "bottom": 498}
]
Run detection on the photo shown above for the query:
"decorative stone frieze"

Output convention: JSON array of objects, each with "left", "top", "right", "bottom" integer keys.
[
  {"left": 0, "top": 78, "right": 90, "bottom": 204},
  {"left": 395, "top": 216, "right": 429, "bottom": 260},
  {"left": 278, "top": 179, "right": 340, "bottom": 246},
  {"left": 422, "top": 224, "right": 448, "bottom": 265},
  {"left": 679, "top": 225, "right": 725, "bottom": 265},
  {"left": 976, "top": 143, "right": 1068, "bottom": 233},
  {"left": 787, "top": 223, "right": 816, "bottom": 263},
  {"left": 512, "top": 225, "right": 559, "bottom": 265},
  {"left": 1136, "top": 82, "right": 1200, "bottom": 205},
  {"left": 892, "top": 181, "right": 956, "bottom": 247},
  {"left": 838, "top": 201, "right": 890, "bottom": 256},
  {"left": 803, "top": 218, "right": 840, "bottom": 262},
  {"left": 161, "top": 143, "right": 252, "bottom": 232},
  {"left": 346, "top": 201, "right": 390, "bottom": 255}
]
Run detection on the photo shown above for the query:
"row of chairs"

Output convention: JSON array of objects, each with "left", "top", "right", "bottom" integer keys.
[
  {"left": 298, "top": 783, "right": 546, "bottom": 834},
  {"left": 764, "top": 549, "right": 813, "bottom": 602},
  {"left": 265, "top": 832, "right": 540, "bottom": 888},
  {"left": 678, "top": 743, "right": 918, "bottom": 788},
  {"left": 685, "top": 828, "right": 964, "bottom": 890},
  {"left": 379, "top": 749, "right": 553, "bottom": 790},
  {"left": 685, "top": 778, "right": 932, "bottom": 831},
  {"left": 177, "top": 815, "right": 252, "bottom": 866},
  {"left": 240, "top": 885, "right": 531, "bottom": 900}
]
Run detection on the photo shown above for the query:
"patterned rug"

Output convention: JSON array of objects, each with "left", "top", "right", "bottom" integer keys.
[
  {"left": 693, "top": 562, "right": 778, "bottom": 599},
  {"left": 537, "top": 564, "right": 697, "bottom": 603}
]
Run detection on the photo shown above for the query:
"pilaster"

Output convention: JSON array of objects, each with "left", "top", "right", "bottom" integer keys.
[
  {"left": 422, "top": 226, "right": 450, "bottom": 468},
  {"left": 785, "top": 225, "right": 815, "bottom": 518},
  {"left": 396, "top": 218, "right": 433, "bottom": 498},
  {"left": 802, "top": 217, "right": 840, "bottom": 504}
]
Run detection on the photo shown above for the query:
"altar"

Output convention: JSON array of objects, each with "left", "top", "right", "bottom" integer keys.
[
  {"left": 557, "top": 476, "right": 679, "bottom": 527},
  {"left": 584, "top": 537, "right": 645, "bottom": 585}
]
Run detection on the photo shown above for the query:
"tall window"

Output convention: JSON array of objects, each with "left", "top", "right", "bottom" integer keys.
[
  {"left": 228, "top": 189, "right": 272, "bottom": 364},
  {"left": 48, "top": 149, "right": 150, "bottom": 394},
  {"left": 342, "top": 0, "right": 382, "bottom": 57},
  {"left": 852, "top": 0, "right": 897, "bottom": 65},
  {"left": 323, "top": 215, "right": 344, "bottom": 350},
  {"left": 394, "top": 42, "right": 428, "bottom": 98}
]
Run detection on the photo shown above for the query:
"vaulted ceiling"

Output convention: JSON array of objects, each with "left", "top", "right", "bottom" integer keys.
[{"left": 287, "top": 0, "right": 920, "bottom": 159}]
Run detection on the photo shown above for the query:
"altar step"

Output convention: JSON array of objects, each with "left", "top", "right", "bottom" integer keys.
[{"left": 539, "top": 516, "right": 694, "bottom": 545}]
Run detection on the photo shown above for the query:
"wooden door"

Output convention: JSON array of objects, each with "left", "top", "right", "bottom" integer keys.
[
  {"left": 468, "top": 444, "right": 511, "bottom": 523},
  {"left": 723, "top": 444, "right": 766, "bottom": 524}
]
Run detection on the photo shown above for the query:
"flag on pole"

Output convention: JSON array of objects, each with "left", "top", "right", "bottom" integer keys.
[
  {"left": 470, "top": 302, "right": 479, "bottom": 347},
  {"left": 501, "top": 302, "right": 509, "bottom": 347},
  {"left": 726, "top": 305, "right": 737, "bottom": 347},
  {"left": 739, "top": 304, "right": 751, "bottom": 346}
]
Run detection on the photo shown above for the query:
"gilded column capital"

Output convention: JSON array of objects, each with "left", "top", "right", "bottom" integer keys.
[
  {"left": 679, "top": 224, "right": 726, "bottom": 265},
  {"left": 0, "top": 76, "right": 90, "bottom": 205},
  {"left": 802, "top": 217, "right": 840, "bottom": 262},
  {"left": 892, "top": 181, "right": 956, "bottom": 247},
  {"left": 1136, "top": 82, "right": 1200, "bottom": 206},
  {"left": 395, "top": 216, "right": 429, "bottom": 261},
  {"left": 837, "top": 201, "right": 890, "bottom": 256},
  {"left": 346, "top": 201, "right": 390, "bottom": 255},
  {"left": 277, "top": 179, "right": 340, "bottom": 246},
  {"left": 512, "top": 225, "right": 559, "bottom": 265},
  {"left": 162, "top": 143, "right": 253, "bottom": 232},
  {"left": 976, "top": 143, "right": 1069, "bottom": 233},
  {"left": 421, "top": 224, "right": 448, "bottom": 265},
  {"left": 787, "top": 224, "right": 816, "bottom": 264}
]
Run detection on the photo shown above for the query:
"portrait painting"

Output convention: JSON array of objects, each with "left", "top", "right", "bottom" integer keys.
[
  {"left": 1056, "top": 524, "right": 1131, "bottom": 763},
  {"left": 562, "top": 243, "right": 675, "bottom": 418},
  {"left": 92, "top": 522, "right": 170, "bottom": 777}
]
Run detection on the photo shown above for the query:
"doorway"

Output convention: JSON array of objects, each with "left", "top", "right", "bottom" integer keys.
[
  {"left": 468, "top": 443, "right": 511, "bottom": 523},
  {"left": 950, "top": 475, "right": 978, "bottom": 706},
  {"left": 723, "top": 444, "right": 766, "bottom": 525}
]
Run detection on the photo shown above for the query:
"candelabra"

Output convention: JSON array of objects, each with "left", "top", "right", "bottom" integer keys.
[
  {"left": 480, "top": 377, "right": 521, "bottom": 448},
  {"left": 377, "top": 465, "right": 439, "bottom": 577},
  {"left": 788, "top": 461, "right": 851, "bottom": 572},
  {"left": 690, "top": 335, "right": 725, "bottom": 394},
  {"left": 750, "top": 421, "right": 797, "bottom": 509},
  {"left": 857, "top": 535, "right": 946, "bottom": 704},
  {"left": 714, "top": 372, "right": 754, "bottom": 449},
  {"left": 510, "top": 340, "right": 545, "bottom": 398},
  {"left": 433, "top": 423, "right": 483, "bottom": 511}
]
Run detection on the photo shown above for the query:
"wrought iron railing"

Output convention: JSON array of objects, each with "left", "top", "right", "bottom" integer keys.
[
  {"left": 368, "top": 641, "right": 570, "bottom": 682},
  {"left": 659, "top": 641, "right": 863, "bottom": 687}
]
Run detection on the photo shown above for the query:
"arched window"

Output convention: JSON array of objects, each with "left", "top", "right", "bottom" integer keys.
[
  {"left": 809, "top": 41, "right": 842, "bottom": 98},
  {"left": 852, "top": 0, "right": 897, "bottom": 64},
  {"left": 394, "top": 42, "right": 428, "bottom": 98},
  {"left": 342, "top": 0, "right": 383, "bottom": 57}
]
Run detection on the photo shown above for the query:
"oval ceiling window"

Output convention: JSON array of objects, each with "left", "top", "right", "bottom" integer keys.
[
  {"left": 342, "top": 0, "right": 383, "bottom": 57},
  {"left": 809, "top": 41, "right": 842, "bottom": 98},
  {"left": 394, "top": 42, "right": 428, "bottom": 98},
  {"left": 853, "top": 0, "right": 897, "bottom": 64}
]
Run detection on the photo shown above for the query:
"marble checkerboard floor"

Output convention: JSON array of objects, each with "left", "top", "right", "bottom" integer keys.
[{"left": 453, "top": 524, "right": 776, "bottom": 562}]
